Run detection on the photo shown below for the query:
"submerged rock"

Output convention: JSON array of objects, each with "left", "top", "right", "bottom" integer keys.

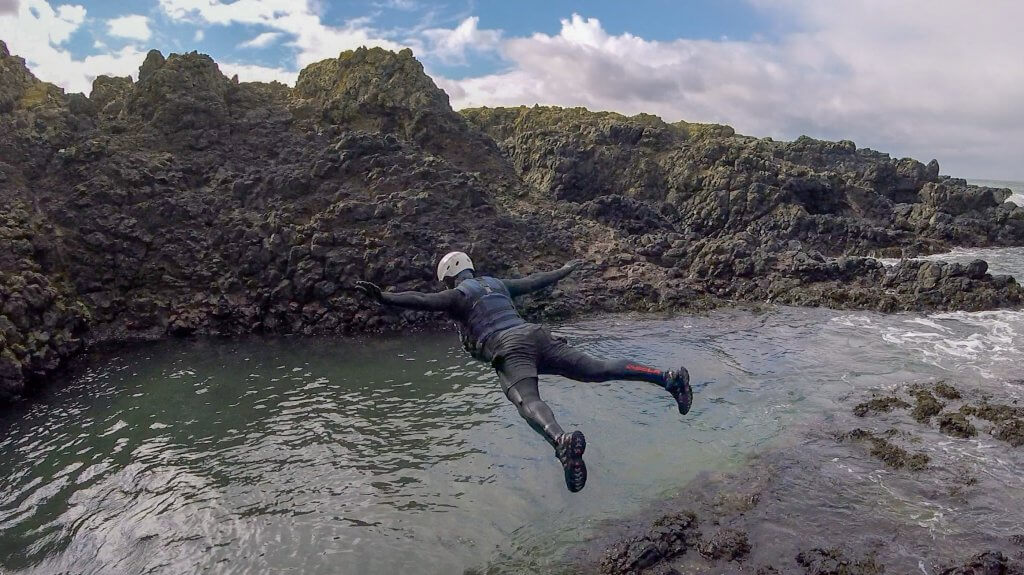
[
  {"left": 599, "top": 511, "right": 699, "bottom": 575},
  {"left": 939, "top": 551, "right": 1023, "bottom": 575},
  {"left": 853, "top": 396, "right": 911, "bottom": 417},
  {"left": 697, "top": 528, "right": 751, "bottom": 561},
  {"left": 934, "top": 381, "right": 963, "bottom": 400},
  {"left": 795, "top": 548, "right": 884, "bottom": 575},
  {"left": 993, "top": 420, "right": 1024, "bottom": 447},
  {"left": 938, "top": 412, "right": 978, "bottom": 439},
  {"left": 845, "top": 428, "right": 930, "bottom": 470},
  {"left": 911, "top": 389, "right": 945, "bottom": 423},
  {"left": 960, "top": 402, "right": 1024, "bottom": 423}
]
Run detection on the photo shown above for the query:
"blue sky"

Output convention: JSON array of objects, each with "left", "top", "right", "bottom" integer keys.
[
  {"left": 45, "top": 0, "right": 777, "bottom": 80},
  {"left": 3, "top": 0, "right": 1024, "bottom": 180}
]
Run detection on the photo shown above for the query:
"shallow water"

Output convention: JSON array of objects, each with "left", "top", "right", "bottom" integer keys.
[{"left": 2, "top": 252, "right": 1023, "bottom": 575}]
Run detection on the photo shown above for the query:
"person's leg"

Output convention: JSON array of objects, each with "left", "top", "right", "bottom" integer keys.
[
  {"left": 505, "top": 377, "right": 563, "bottom": 447},
  {"left": 538, "top": 330, "right": 693, "bottom": 414},
  {"left": 506, "top": 378, "right": 587, "bottom": 492}
]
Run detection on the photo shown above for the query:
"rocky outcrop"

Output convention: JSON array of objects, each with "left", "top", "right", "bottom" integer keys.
[
  {"left": 0, "top": 43, "right": 1022, "bottom": 402},
  {"left": 462, "top": 106, "right": 1024, "bottom": 257}
]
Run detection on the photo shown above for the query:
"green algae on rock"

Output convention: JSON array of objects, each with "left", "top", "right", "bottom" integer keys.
[
  {"left": 910, "top": 389, "right": 945, "bottom": 423},
  {"left": 844, "top": 428, "right": 930, "bottom": 470},
  {"left": 795, "top": 548, "right": 884, "bottom": 575},
  {"left": 933, "top": 381, "right": 963, "bottom": 400},
  {"left": 994, "top": 420, "right": 1024, "bottom": 447},
  {"left": 853, "top": 395, "right": 911, "bottom": 417},
  {"left": 938, "top": 412, "right": 978, "bottom": 439}
]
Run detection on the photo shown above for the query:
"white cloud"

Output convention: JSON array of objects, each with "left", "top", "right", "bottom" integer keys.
[
  {"left": 374, "top": 0, "right": 419, "bottom": 10},
  {"left": 438, "top": 6, "right": 1024, "bottom": 180},
  {"left": 421, "top": 16, "right": 500, "bottom": 65},
  {"left": 158, "top": 0, "right": 403, "bottom": 68},
  {"left": 193, "top": 28, "right": 204, "bottom": 42},
  {"left": 107, "top": 14, "right": 151, "bottom": 41},
  {"left": 238, "top": 31, "right": 282, "bottom": 49},
  {"left": 0, "top": 0, "right": 145, "bottom": 93},
  {"left": 219, "top": 60, "right": 296, "bottom": 84}
]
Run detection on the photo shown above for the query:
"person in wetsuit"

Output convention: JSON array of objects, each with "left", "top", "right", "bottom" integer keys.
[{"left": 354, "top": 251, "right": 693, "bottom": 493}]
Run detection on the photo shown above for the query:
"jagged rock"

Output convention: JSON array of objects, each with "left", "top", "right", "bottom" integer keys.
[
  {"left": 938, "top": 413, "right": 978, "bottom": 438},
  {"left": 697, "top": 528, "right": 751, "bottom": 561},
  {"left": 1, "top": 44, "right": 1023, "bottom": 403},
  {"left": 796, "top": 548, "right": 884, "bottom": 575},
  {"left": 89, "top": 75, "right": 133, "bottom": 115},
  {"left": 844, "top": 428, "right": 930, "bottom": 470},
  {"left": 853, "top": 395, "right": 911, "bottom": 417},
  {"left": 911, "top": 389, "right": 945, "bottom": 422},
  {"left": 600, "top": 511, "right": 700, "bottom": 574},
  {"left": 939, "top": 551, "right": 1023, "bottom": 575}
]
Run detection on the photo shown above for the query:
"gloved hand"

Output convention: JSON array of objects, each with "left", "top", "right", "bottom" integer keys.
[
  {"left": 564, "top": 259, "right": 585, "bottom": 271},
  {"left": 354, "top": 281, "right": 383, "bottom": 301}
]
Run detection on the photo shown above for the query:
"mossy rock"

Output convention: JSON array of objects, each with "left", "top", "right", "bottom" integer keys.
[
  {"left": 933, "top": 381, "right": 962, "bottom": 400},
  {"left": 910, "top": 389, "right": 944, "bottom": 423},
  {"left": 845, "top": 428, "right": 929, "bottom": 471},
  {"left": 853, "top": 395, "right": 910, "bottom": 417},
  {"left": 993, "top": 420, "right": 1024, "bottom": 447},
  {"left": 937, "top": 412, "right": 977, "bottom": 438}
]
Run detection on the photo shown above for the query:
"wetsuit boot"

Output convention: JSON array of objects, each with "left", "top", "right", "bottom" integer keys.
[
  {"left": 664, "top": 367, "right": 693, "bottom": 415},
  {"left": 555, "top": 430, "right": 587, "bottom": 493}
]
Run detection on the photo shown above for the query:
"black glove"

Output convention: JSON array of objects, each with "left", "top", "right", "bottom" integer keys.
[{"left": 354, "top": 281, "right": 383, "bottom": 301}]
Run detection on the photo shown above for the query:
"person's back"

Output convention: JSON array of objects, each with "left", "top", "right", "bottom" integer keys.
[{"left": 452, "top": 275, "right": 525, "bottom": 358}]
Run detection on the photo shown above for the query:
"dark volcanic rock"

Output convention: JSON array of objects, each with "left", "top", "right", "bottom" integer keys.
[
  {"left": 2, "top": 44, "right": 1024, "bottom": 402},
  {"left": 939, "top": 551, "right": 1023, "bottom": 575},
  {"left": 796, "top": 548, "right": 884, "bottom": 575},
  {"left": 599, "top": 511, "right": 700, "bottom": 575},
  {"left": 698, "top": 528, "right": 751, "bottom": 561}
]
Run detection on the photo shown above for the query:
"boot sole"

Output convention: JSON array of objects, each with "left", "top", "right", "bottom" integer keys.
[
  {"left": 672, "top": 369, "right": 693, "bottom": 415},
  {"left": 563, "top": 431, "right": 587, "bottom": 493}
]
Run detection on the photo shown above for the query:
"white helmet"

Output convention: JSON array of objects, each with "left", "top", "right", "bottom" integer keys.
[{"left": 437, "top": 251, "right": 474, "bottom": 282}]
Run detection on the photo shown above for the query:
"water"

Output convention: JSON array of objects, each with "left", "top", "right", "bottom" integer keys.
[{"left": 2, "top": 242, "right": 1023, "bottom": 575}]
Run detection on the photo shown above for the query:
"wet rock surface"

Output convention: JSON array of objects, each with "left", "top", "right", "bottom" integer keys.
[
  {"left": 2, "top": 42, "right": 1024, "bottom": 401},
  {"left": 911, "top": 388, "right": 946, "bottom": 422},
  {"left": 853, "top": 396, "right": 911, "bottom": 417},
  {"left": 854, "top": 382, "right": 1024, "bottom": 448},
  {"left": 939, "top": 551, "right": 1024, "bottom": 575},
  {"left": 795, "top": 548, "right": 884, "bottom": 575},
  {"left": 939, "top": 412, "right": 979, "bottom": 438},
  {"left": 843, "top": 428, "right": 930, "bottom": 470}
]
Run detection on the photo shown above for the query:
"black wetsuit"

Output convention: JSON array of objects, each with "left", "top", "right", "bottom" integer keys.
[{"left": 377, "top": 268, "right": 672, "bottom": 447}]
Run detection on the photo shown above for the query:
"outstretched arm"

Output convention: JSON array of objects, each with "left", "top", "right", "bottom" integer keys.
[
  {"left": 502, "top": 260, "right": 583, "bottom": 297},
  {"left": 354, "top": 281, "right": 459, "bottom": 312}
]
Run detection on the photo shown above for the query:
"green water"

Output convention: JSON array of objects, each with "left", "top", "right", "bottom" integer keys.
[{"left": 2, "top": 303, "right": 1024, "bottom": 574}]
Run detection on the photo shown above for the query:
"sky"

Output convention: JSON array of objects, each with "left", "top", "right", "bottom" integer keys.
[{"left": 1, "top": 0, "right": 1023, "bottom": 181}]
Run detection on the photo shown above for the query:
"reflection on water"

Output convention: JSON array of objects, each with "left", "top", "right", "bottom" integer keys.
[{"left": 1, "top": 250, "right": 1023, "bottom": 575}]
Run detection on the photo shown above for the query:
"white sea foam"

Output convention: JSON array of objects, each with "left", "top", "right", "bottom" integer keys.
[{"left": 878, "top": 310, "right": 1024, "bottom": 378}]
